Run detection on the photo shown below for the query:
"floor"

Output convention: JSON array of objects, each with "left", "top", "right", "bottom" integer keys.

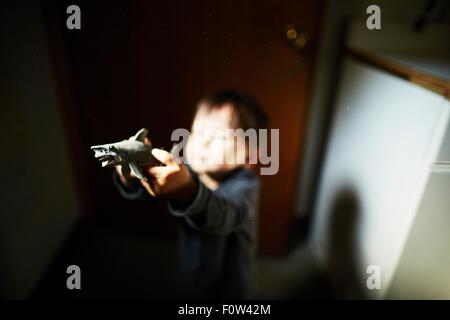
[{"left": 32, "top": 216, "right": 333, "bottom": 299}]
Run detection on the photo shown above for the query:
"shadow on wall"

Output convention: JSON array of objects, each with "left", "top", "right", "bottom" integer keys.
[{"left": 327, "top": 185, "right": 367, "bottom": 299}]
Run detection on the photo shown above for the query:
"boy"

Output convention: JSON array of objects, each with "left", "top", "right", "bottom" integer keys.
[{"left": 113, "top": 90, "right": 268, "bottom": 299}]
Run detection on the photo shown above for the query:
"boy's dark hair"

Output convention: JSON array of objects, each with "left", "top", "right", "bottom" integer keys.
[{"left": 196, "top": 90, "right": 268, "bottom": 130}]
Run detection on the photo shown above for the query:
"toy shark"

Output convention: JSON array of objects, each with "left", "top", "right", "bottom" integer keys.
[{"left": 90, "top": 128, "right": 157, "bottom": 180}]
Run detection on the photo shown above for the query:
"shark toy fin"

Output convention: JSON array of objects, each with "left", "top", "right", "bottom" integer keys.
[
  {"left": 129, "top": 163, "right": 147, "bottom": 181},
  {"left": 130, "top": 128, "right": 148, "bottom": 142}
]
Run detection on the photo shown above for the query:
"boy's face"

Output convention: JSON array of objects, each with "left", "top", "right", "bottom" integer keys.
[{"left": 186, "top": 104, "right": 247, "bottom": 176}]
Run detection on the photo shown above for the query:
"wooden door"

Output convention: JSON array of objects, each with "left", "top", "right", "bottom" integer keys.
[{"left": 43, "top": 0, "right": 323, "bottom": 255}]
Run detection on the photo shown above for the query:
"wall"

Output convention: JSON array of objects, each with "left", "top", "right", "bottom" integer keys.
[
  {"left": 309, "top": 57, "right": 449, "bottom": 298},
  {"left": 0, "top": 2, "right": 80, "bottom": 299},
  {"left": 307, "top": 11, "right": 450, "bottom": 298},
  {"left": 294, "top": 0, "right": 448, "bottom": 217},
  {"left": 387, "top": 115, "right": 450, "bottom": 299}
]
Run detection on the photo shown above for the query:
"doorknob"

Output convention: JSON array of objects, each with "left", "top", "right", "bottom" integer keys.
[{"left": 284, "top": 24, "right": 308, "bottom": 52}]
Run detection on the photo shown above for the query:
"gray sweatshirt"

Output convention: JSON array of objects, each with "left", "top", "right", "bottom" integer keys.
[{"left": 113, "top": 167, "right": 260, "bottom": 299}]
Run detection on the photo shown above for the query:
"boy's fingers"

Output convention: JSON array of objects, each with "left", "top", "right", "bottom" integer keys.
[
  {"left": 152, "top": 148, "right": 176, "bottom": 166},
  {"left": 140, "top": 180, "right": 153, "bottom": 196},
  {"left": 148, "top": 166, "right": 166, "bottom": 177},
  {"left": 140, "top": 179, "right": 158, "bottom": 197}
]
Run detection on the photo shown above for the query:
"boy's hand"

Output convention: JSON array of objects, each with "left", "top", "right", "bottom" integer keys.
[{"left": 141, "top": 148, "right": 197, "bottom": 206}]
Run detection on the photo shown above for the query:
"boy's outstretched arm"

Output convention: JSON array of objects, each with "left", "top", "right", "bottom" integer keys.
[
  {"left": 169, "top": 177, "right": 257, "bottom": 235},
  {"left": 142, "top": 148, "right": 258, "bottom": 235}
]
